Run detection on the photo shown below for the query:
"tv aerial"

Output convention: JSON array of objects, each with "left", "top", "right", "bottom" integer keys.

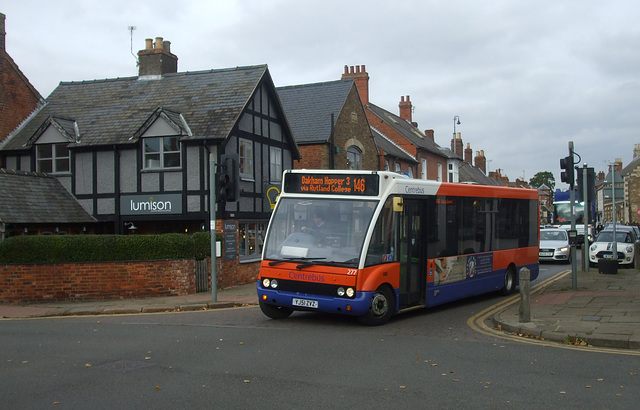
[{"left": 128, "top": 25, "right": 138, "bottom": 66}]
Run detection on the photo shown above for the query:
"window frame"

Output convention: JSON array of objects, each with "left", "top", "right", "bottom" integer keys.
[
  {"left": 347, "top": 145, "right": 363, "bottom": 170},
  {"left": 142, "top": 136, "right": 181, "bottom": 170},
  {"left": 36, "top": 143, "right": 70, "bottom": 174},
  {"left": 239, "top": 221, "right": 268, "bottom": 262},
  {"left": 239, "top": 138, "right": 254, "bottom": 179},
  {"left": 270, "top": 146, "right": 283, "bottom": 182}
]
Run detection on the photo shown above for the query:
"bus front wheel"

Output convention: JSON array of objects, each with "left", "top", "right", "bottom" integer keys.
[
  {"left": 500, "top": 266, "right": 516, "bottom": 295},
  {"left": 358, "top": 286, "right": 395, "bottom": 326},
  {"left": 259, "top": 299, "right": 293, "bottom": 319}
]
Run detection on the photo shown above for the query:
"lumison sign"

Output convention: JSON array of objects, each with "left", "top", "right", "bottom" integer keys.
[{"left": 120, "top": 194, "right": 182, "bottom": 215}]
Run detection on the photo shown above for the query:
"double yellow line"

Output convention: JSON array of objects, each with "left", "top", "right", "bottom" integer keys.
[{"left": 467, "top": 270, "right": 640, "bottom": 355}]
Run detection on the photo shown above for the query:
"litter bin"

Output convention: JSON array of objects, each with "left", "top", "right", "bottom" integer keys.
[{"left": 598, "top": 259, "right": 618, "bottom": 274}]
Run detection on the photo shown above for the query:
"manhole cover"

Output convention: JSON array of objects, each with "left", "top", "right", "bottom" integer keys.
[{"left": 94, "top": 360, "right": 156, "bottom": 373}]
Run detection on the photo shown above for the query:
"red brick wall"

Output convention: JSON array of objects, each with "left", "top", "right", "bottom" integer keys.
[
  {"left": 0, "top": 259, "right": 198, "bottom": 303},
  {"left": 296, "top": 144, "right": 328, "bottom": 169},
  {"left": 215, "top": 258, "right": 259, "bottom": 289},
  {"left": 0, "top": 55, "right": 42, "bottom": 140}
]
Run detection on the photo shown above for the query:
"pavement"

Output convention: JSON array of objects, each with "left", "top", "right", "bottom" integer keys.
[
  {"left": 2, "top": 267, "right": 640, "bottom": 350},
  {"left": 494, "top": 266, "right": 640, "bottom": 350}
]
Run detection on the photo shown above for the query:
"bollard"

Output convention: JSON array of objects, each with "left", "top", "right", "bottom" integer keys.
[{"left": 519, "top": 267, "right": 531, "bottom": 323}]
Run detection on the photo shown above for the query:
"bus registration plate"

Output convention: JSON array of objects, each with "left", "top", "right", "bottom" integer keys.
[{"left": 292, "top": 298, "right": 318, "bottom": 308}]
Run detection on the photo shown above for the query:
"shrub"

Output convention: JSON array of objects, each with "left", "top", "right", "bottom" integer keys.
[{"left": 0, "top": 232, "right": 223, "bottom": 264}]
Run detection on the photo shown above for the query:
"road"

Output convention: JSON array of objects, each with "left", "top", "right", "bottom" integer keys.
[{"left": 2, "top": 256, "right": 639, "bottom": 408}]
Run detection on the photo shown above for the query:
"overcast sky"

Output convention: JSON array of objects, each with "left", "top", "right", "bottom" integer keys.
[{"left": 3, "top": 0, "right": 638, "bottom": 189}]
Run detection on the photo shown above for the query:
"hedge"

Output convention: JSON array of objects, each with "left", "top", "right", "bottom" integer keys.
[{"left": 0, "top": 232, "right": 223, "bottom": 264}]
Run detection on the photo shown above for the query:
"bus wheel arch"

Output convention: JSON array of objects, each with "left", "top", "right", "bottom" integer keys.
[
  {"left": 259, "top": 299, "right": 294, "bottom": 319},
  {"left": 357, "top": 284, "right": 396, "bottom": 326},
  {"left": 500, "top": 264, "right": 517, "bottom": 295}
]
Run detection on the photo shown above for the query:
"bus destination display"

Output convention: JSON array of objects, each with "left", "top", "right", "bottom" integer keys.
[{"left": 284, "top": 173, "right": 379, "bottom": 196}]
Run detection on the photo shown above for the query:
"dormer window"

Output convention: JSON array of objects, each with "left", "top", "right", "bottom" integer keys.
[
  {"left": 36, "top": 143, "right": 70, "bottom": 174},
  {"left": 143, "top": 136, "right": 181, "bottom": 169}
]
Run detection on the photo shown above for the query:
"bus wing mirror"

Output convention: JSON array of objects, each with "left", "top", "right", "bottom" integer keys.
[{"left": 393, "top": 197, "right": 403, "bottom": 212}]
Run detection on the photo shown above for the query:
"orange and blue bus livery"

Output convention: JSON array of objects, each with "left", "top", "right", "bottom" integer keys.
[{"left": 258, "top": 170, "right": 539, "bottom": 325}]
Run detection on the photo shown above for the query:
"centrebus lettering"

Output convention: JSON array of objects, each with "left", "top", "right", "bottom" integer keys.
[
  {"left": 288, "top": 271, "right": 326, "bottom": 283},
  {"left": 405, "top": 186, "right": 425, "bottom": 194}
]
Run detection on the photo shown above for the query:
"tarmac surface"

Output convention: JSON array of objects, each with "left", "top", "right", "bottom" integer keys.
[{"left": 2, "top": 267, "right": 639, "bottom": 351}]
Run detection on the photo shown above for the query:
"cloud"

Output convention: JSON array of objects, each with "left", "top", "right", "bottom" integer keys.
[{"left": 3, "top": 0, "right": 639, "bottom": 185}]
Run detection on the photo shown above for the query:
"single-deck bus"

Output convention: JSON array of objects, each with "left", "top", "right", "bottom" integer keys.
[{"left": 258, "top": 170, "right": 539, "bottom": 325}]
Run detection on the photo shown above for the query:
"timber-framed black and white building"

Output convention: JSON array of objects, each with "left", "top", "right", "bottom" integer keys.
[{"left": 0, "top": 37, "right": 300, "bottom": 263}]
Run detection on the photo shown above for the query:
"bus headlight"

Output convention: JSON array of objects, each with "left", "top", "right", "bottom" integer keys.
[
  {"left": 336, "top": 287, "right": 355, "bottom": 298},
  {"left": 262, "top": 278, "right": 279, "bottom": 289}
]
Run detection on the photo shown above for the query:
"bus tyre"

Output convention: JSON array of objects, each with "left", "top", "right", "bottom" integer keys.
[
  {"left": 259, "top": 299, "right": 293, "bottom": 319},
  {"left": 500, "top": 267, "right": 516, "bottom": 296},
  {"left": 358, "top": 286, "right": 395, "bottom": 326}
]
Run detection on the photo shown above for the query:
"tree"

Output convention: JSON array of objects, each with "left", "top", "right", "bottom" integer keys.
[{"left": 529, "top": 171, "right": 555, "bottom": 192}]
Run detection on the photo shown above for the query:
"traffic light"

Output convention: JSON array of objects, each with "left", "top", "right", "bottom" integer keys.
[
  {"left": 560, "top": 155, "right": 574, "bottom": 186},
  {"left": 577, "top": 167, "right": 595, "bottom": 203},
  {"left": 218, "top": 154, "right": 239, "bottom": 202}
]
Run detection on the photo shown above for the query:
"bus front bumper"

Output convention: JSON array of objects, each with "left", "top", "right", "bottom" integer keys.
[{"left": 257, "top": 284, "right": 374, "bottom": 316}]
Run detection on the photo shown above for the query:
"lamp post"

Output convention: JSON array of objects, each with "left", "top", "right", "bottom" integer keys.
[{"left": 453, "top": 115, "right": 461, "bottom": 137}]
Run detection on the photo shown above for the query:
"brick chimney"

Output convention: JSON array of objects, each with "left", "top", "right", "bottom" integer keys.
[
  {"left": 342, "top": 65, "right": 369, "bottom": 105},
  {"left": 450, "top": 132, "right": 463, "bottom": 158},
  {"left": 474, "top": 150, "right": 486, "bottom": 174},
  {"left": 424, "top": 129, "right": 435, "bottom": 141},
  {"left": 0, "top": 13, "right": 6, "bottom": 54},
  {"left": 464, "top": 143, "right": 473, "bottom": 164},
  {"left": 138, "top": 37, "right": 178, "bottom": 76},
  {"left": 634, "top": 143, "right": 640, "bottom": 159},
  {"left": 399, "top": 96, "right": 412, "bottom": 123},
  {"left": 613, "top": 158, "right": 623, "bottom": 173}
]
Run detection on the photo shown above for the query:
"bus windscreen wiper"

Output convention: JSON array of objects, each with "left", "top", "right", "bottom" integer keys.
[
  {"left": 293, "top": 258, "right": 329, "bottom": 269},
  {"left": 269, "top": 257, "right": 325, "bottom": 267}
]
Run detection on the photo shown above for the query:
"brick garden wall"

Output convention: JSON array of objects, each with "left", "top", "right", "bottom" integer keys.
[
  {"left": 0, "top": 259, "right": 198, "bottom": 304},
  {"left": 0, "top": 258, "right": 260, "bottom": 304}
]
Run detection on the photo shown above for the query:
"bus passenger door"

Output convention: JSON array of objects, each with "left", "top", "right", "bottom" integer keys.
[{"left": 399, "top": 199, "right": 426, "bottom": 308}]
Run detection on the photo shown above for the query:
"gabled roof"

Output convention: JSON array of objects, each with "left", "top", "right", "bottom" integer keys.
[
  {"left": 26, "top": 116, "right": 79, "bottom": 145},
  {"left": 458, "top": 162, "right": 500, "bottom": 185},
  {"left": 0, "top": 169, "right": 95, "bottom": 224},
  {"left": 366, "top": 103, "right": 445, "bottom": 157},
  {"left": 277, "top": 79, "right": 355, "bottom": 144},
  {"left": 621, "top": 156, "right": 640, "bottom": 176},
  {"left": 1, "top": 65, "right": 270, "bottom": 151},
  {"left": 371, "top": 127, "right": 417, "bottom": 163}
]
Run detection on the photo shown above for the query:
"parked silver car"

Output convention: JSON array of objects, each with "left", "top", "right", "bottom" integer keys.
[{"left": 539, "top": 228, "right": 571, "bottom": 263}]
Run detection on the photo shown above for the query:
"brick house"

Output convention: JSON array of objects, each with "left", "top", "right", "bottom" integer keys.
[
  {"left": 597, "top": 159, "right": 624, "bottom": 223},
  {"left": 0, "top": 36, "right": 300, "bottom": 288},
  {"left": 0, "top": 13, "right": 44, "bottom": 162},
  {"left": 621, "top": 144, "right": 640, "bottom": 224},
  {"left": 341, "top": 65, "right": 454, "bottom": 181},
  {"left": 277, "top": 79, "right": 377, "bottom": 170}
]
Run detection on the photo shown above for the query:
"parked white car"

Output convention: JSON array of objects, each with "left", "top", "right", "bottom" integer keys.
[
  {"left": 539, "top": 228, "right": 571, "bottom": 263},
  {"left": 588, "top": 227, "right": 637, "bottom": 268}
]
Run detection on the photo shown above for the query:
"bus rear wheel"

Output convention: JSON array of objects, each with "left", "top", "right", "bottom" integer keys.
[
  {"left": 500, "top": 266, "right": 516, "bottom": 295},
  {"left": 358, "top": 286, "right": 395, "bottom": 326},
  {"left": 259, "top": 299, "right": 293, "bottom": 319}
]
